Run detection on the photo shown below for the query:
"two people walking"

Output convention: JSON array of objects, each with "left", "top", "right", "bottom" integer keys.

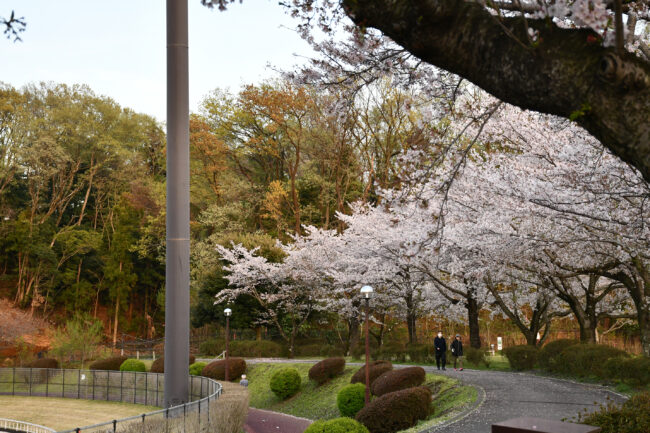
[{"left": 434, "top": 332, "right": 464, "bottom": 371}]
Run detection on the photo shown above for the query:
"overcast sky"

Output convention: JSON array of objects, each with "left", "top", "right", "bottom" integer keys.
[{"left": 2, "top": 0, "right": 314, "bottom": 121}]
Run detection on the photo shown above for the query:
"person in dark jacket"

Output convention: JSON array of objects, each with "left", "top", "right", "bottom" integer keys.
[
  {"left": 434, "top": 331, "right": 447, "bottom": 370},
  {"left": 450, "top": 334, "right": 464, "bottom": 371}
]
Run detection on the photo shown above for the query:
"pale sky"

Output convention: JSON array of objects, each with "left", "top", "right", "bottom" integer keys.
[{"left": 1, "top": 0, "right": 314, "bottom": 121}]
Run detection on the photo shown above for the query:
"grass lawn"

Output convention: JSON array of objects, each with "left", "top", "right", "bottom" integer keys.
[
  {"left": 246, "top": 362, "right": 477, "bottom": 427},
  {"left": 0, "top": 396, "right": 158, "bottom": 431}
]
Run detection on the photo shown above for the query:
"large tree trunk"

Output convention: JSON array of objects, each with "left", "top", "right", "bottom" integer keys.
[
  {"left": 405, "top": 293, "right": 417, "bottom": 344},
  {"left": 640, "top": 309, "right": 650, "bottom": 357},
  {"left": 466, "top": 295, "right": 481, "bottom": 349},
  {"left": 342, "top": 0, "right": 650, "bottom": 182}
]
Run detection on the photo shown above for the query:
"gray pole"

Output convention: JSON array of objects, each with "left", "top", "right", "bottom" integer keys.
[{"left": 164, "top": 0, "right": 190, "bottom": 408}]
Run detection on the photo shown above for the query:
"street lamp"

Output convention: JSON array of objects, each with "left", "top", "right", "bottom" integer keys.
[
  {"left": 224, "top": 308, "right": 232, "bottom": 381},
  {"left": 360, "top": 285, "right": 374, "bottom": 405}
]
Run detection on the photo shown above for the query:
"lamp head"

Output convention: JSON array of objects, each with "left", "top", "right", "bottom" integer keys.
[
  {"left": 224, "top": 308, "right": 232, "bottom": 317},
  {"left": 360, "top": 285, "right": 374, "bottom": 299}
]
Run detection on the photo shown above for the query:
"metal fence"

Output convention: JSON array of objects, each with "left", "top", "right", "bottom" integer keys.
[
  {"left": 0, "top": 418, "right": 56, "bottom": 433},
  {"left": 0, "top": 368, "right": 222, "bottom": 433}
]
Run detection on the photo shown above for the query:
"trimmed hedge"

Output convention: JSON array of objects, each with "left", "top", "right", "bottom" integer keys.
[
  {"left": 356, "top": 386, "right": 432, "bottom": 433},
  {"left": 538, "top": 339, "right": 578, "bottom": 370},
  {"left": 201, "top": 357, "right": 247, "bottom": 381},
  {"left": 89, "top": 356, "right": 128, "bottom": 371},
  {"left": 604, "top": 356, "right": 650, "bottom": 386},
  {"left": 309, "top": 357, "right": 346, "bottom": 385},
  {"left": 270, "top": 368, "right": 301, "bottom": 399},
  {"left": 337, "top": 383, "right": 366, "bottom": 417},
  {"left": 465, "top": 347, "right": 490, "bottom": 367},
  {"left": 150, "top": 355, "right": 196, "bottom": 373},
  {"left": 120, "top": 359, "right": 146, "bottom": 372},
  {"left": 305, "top": 418, "right": 369, "bottom": 433},
  {"left": 350, "top": 360, "right": 393, "bottom": 386},
  {"left": 199, "top": 339, "right": 223, "bottom": 356},
  {"left": 189, "top": 362, "right": 207, "bottom": 376},
  {"left": 320, "top": 345, "right": 345, "bottom": 358},
  {"left": 25, "top": 358, "right": 59, "bottom": 369},
  {"left": 503, "top": 345, "right": 539, "bottom": 371},
  {"left": 551, "top": 344, "right": 628, "bottom": 378},
  {"left": 407, "top": 344, "right": 433, "bottom": 363},
  {"left": 579, "top": 392, "right": 650, "bottom": 433},
  {"left": 370, "top": 366, "right": 425, "bottom": 397},
  {"left": 199, "top": 339, "right": 286, "bottom": 358},
  {"left": 373, "top": 342, "right": 407, "bottom": 362}
]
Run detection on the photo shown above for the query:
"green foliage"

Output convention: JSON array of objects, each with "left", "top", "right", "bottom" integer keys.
[
  {"left": 336, "top": 383, "right": 366, "bottom": 417},
  {"left": 350, "top": 361, "right": 393, "bottom": 386},
  {"left": 199, "top": 339, "right": 224, "bottom": 356},
  {"left": 604, "top": 356, "right": 650, "bottom": 386},
  {"left": 49, "top": 313, "right": 103, "bottom": 367},
  {"left": 150, "top": 355, "right": 196, "bottom": 373},
  {"left": 550, "top": 344, "right": 628, "bottom": 378},
  {"left": 190, "top": 362, "right": 208, "bottom": 376},
  {"left": 538, "top": 339, "right": 579, "bottom": 370},
  {"left": 309, "top": 358, "right": 346, "bottom": 385},
  {"left": 355, "top": 387, "right": 432, "bottom": 433},
  {"left": 370, "top": 366, "right": 426, "bottom": 397},
  {"left": 89, "top": 356, "right": 128, "bottom": 371},
  {"left": 25, "top": 358, "right": 59, "bottom": 369},
  {"left": 305, "top": 418, "right": 369, "bottom": 433},
  {"left": 119, "top": 359, "right": 146, "bottom": 372},
  {"left": 503, "top": 345, "right": 540, "bottom": 371},
  {"left": 465, "top": 347, "right": 490, "bottom": 367},
  {"left": 407, "top": 344, "right": 433, "bottom": 363},
  {"left": 198, "top": 338, "right": 286, "bottom": 357},
  {"left": 578, "top": 392, "right": 650, "bottom": 433},
  {"left": 270, "top": 368, "right": 302, "bottom": 399},
  {"left": 201, "top": 358, "right": 247, "bottom": 381}
]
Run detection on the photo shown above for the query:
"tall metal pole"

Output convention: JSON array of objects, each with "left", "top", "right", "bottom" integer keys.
[
  {"left": 224, "top": 316, "right": 230, "bottom": 381},
  {"left": 364, "top": 297, "right": 370, "bottom": 405},
  {"left": 164, "top": 0, "right": 190, "bottom": 408}
]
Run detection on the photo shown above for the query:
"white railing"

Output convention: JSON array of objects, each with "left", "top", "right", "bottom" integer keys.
[{"left": 0, "top": 418, "right": 56, "bottom": 433}]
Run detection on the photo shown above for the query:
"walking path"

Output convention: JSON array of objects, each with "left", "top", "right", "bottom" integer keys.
[{"left": 213, "top": 358, "right": 627, "bottom": 433}]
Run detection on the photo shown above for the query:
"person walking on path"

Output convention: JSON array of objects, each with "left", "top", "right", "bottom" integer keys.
[
  {"left": 451, "top": 334, "right": 464, "bottom": 371},
  {"left": 434, "top": 331, "right": 447, "bottom": 370}
]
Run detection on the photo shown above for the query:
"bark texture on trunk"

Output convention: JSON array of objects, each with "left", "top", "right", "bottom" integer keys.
[
  {"left": 467, "top": 296, "right": 481, "bottom": 349},
  {"left": 343, "top": 0, "right": 650, "bottom": 181}
]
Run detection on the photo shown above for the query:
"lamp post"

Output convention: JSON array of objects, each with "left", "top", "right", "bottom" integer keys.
[
  {"left": 360, "top": 285, "right": 374, "bottom": 405},
  {"left": 224, "top": 308, "right": 232, "bottom": 381}
]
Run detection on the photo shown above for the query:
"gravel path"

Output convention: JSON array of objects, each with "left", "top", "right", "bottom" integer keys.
[{"left": 205, "top": 358, "right": 626, "bottom": 433}]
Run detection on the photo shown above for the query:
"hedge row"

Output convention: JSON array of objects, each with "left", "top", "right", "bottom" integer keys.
[
  {"left": 309, "top": 357, "right": 345, "bottom": 384},
  {"left": 25, "top": 358, "right": 59, "bottom": 369},
  {"left": 199, "top": 339, "right": 286, "bottom": 358},
  {"left": 356, "top": 386, "right": 432, "bottom": 433}
]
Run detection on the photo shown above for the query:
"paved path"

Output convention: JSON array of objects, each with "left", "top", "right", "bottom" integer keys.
[
  {"left": 244, "top": 408, "right": 312, "bottom": 433},
  {"left": 206, "top": 358, "right": 626, "bottom": 433}
]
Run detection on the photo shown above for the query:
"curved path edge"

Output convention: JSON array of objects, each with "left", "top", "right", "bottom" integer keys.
[{"left": 419, "top": 384, "right": 486, "bottom": 433}]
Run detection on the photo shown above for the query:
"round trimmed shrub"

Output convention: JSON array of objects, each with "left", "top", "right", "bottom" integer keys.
[
  {"left": 270, "top": 368, "right": 301, "bottom": 399},
  {"left": 25, "top": 358, "right": 59, "bottom": 369},
  {"left": 465, "top": 347, "right": 489, "bottom": 367},
  {"left": 538, "top": 339, "right": 578, "bottom": 370},
  {"left": 120, "top": 359, "right": 146, "bottom": 372},
  {"left": 580, "top": 391, "right": 650, "bottom": 433},
  {"left": 350, "top": 360, "right": 393, "bottom": 386},
  {"left": 89, "top": 356, "right": 128, "bottom": 371},
  {"left": 305, "top": 417, "right": 369, "bottom": 433},
  {"left": 309, "top": 357, "right": 345, "bottom": 385},
  {"left": 604, "top": 356, "right": 650, "bottom": 386},
  {"left": 370, "top": 366, "right": 425, "bottom": 397},
  {"left": 150, "top": 355, "right": 196, "bottom": 373},
  {"left": 503, "top": 345, "right": 540, "bottom": 371},
  {"left": 553, "top": 344, "right": 628, "bottom": 378},
  {"left": 189, "top": 361, "right": 207, "bottom": 376},
  {"left": 355, "top": 386, "right": 432, "bottom": 433},
  {"left": 201, "top": 357, "right": 247, "bottom": 381},
  {"left": 337, "top": 383, "right": 366, "bottom": 417}
]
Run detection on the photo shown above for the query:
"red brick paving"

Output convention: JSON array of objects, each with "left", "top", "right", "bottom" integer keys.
[{"left": 244, "top": 408, "right": 312, "bottom": 433}]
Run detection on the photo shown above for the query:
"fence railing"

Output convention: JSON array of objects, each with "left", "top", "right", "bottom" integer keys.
[
  {"left": 0, "top": 418, "right": 56, "bottom": 433},
  {"left": 0, "top": 368, "right": 222, "bottom": 433}
]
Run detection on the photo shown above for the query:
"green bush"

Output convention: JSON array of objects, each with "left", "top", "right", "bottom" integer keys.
[
  {"left": 270, "top": 368, "right": 301, "bottom": 399},
  {"left": 407, "top": 344, "right": 432, "bottom": 363},
  {"left": 604, "top": 356, "right": 650, "bottom": 386},
  {"left": 199, "top": 339, "right": 224, "bottom": 356},
  {"left": 199, "top": 339, "right": 286, "bottom": 358},
  {"left": 356, "top": 387, "right": 432, "bottom": 433},
  {"left": 465, "top": 347, "right": 490, "bottom": 367},
  {"left": 296, "top": 344, "right": 323, "bottom": 357},
  {"left": 189, "top": 362, "right": 207, "bottom": 376},
  {"left": 370, "top": 366, "right": 425, "bottom": 397},
  {"left": 578, "top": 392, "right": 650, "bottom": 433},
  {"left": 350, "top": 344, "right": 365, "bottom": 360},
  {"left": 89, "top": 356, "right": 128, "bottom": 371},
  {"left": 201, "top": 357, "right": 247, "bottom": 381},
  {"left": 538, "top": 339, "right": 579, "bottom": 370},
  {"left": 337, "top": 383, "right": 366, "bottom": 417},
  {"left": 305, "top": 418, "right": 369, "bottom": 433},
  {"left": 350, "top": 360, "right": 393, "bottom": 386},
  {"left": 119, "top": 359, "right": 146, "bottom": 372},
  {"left": 320, "top": 344, "right": 345, "bottom": 357},
  {"left": 503, "top": 345, "right": 540, "bottom": 371},
  {"left": 150, "top": 355, "right": 196, "bottom": 373},
  {"left": 374, "top": 342, "right": 407, "bottom": 362},
  {"left": 552, "top": 344, "right": 628, "bottom": 378},
  {"left": 309, "top": 357, "right": 346, "bottom": 384}
]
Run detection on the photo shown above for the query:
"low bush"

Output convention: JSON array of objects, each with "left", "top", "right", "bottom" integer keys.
[
  {"left": 503, "top": 345, "right": 539, "bottom": 371},
  {"left": 538, "top": 339, "right": 578, "bottom": 370},
  {"left": 189, "top": 362, "right": 207, "bottom": 376},
  {"left": 604, "top": 356, "right": 650, "bottom": 386},
  {"left": 89, "top": 356, "right": 128, "bottom": 371},
  {"left": 465, "top": 347, "right": 490, "bottom": 367},
  {"left": 296, "top": 344, "right": 322, "bottom": 357},
  {"left": 552, "top": 344, "right": 628, "bottom": 378},
  {"left": 25, "top": 358, "right": 59, "bottom": 369},
  {"left": 199, "top": 339, "right": 286, "bottom": 358},
  {"left": 150, "top": 355, "right": 196, "bottom": 373},
  {"left": 320, "top": 344, "right": 345, "bottom": 358},
  {"left": 370, "top": 366, "right": 425, "bottom": 397},
  {"left": 407, "top": 344, "right": 432, "bottom": 363},
  {"left": 305, "top": 418, "right": 369, "bottom": 433},
  {"left": 350, "top": 360, "right": 393, "bottom": 386},
  {"left": 356, "top": 386, "right": 432, "bottom": 433},
  {"left": 199, "top": 339, "right": 224, "bottom": 356},
  {"left": 309, "top": 357, "right": 346, "bottom": 384},
  {"left": 578, "top": 392, "right": 650, "bottom": 433},
  {"left": 23, "top": 358, "right": 59, "bottom": 383},
  {"left": 270, "top": 368, "right": 301, "bottom": 399},
  {"left": 350, "top": 344, "right": 365, "bottom": 360},
  {"left": 337, "top": 383, "right": 366, "bottom": 417},
  {"left": 120, "top": 359, "right": 146, "bottom": 372},
  {"left": 201, "top": 357, "right": 247, "bottom": 381},
  {"left": 374, "top": 342, "right": 407, "bottom": 363}
]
